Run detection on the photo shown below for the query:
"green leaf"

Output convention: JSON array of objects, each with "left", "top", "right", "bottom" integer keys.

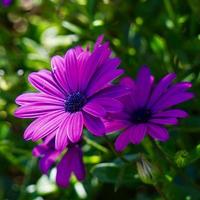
[
  {"left": 62, "top": 21, "right": 82, "bottom": 34},
  {"left": 91, "top": 162, "right": 137, "bottom": 185}
]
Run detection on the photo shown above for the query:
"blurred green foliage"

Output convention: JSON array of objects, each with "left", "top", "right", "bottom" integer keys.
[{"left": 0, "top": 0, "right": 200, "bottom": 199}]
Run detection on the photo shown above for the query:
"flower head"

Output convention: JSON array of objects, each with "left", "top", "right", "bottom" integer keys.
[
  {"left": 105, "top": 66, "right": 194, "bottom": 152},
  {"left": 15, "top": 35, "right": 128, "bottom": 150},
  {"left": 33, "top": 137, "right": 85, "bottom": 188}
]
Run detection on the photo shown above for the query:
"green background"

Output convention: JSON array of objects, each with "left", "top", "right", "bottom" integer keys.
[{"left": 0, "top": 0, "right": 200, "bottom": 199}]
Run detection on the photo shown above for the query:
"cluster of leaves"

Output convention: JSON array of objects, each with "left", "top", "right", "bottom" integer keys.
[{"left": 0, "top": 0, "right": 200, "bottom": 199}]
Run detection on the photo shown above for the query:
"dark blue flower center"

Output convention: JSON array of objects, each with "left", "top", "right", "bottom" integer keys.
[
  {"left": 132, "top": 108, "right": 152, "bottom": 123},
  {"left": 65, "top": 92, "right": 86, "bottom": 113}
]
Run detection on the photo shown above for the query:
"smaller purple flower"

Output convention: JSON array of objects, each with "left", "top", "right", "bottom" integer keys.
[
  {"left": 33, "top": 136, "right": 85, "bottom": 188},
  {"left": 2, "top": 0, "right": 12, "bottom": 6},
  {"left": 105, "top": 66, "right": 194, "bottom": 152}
]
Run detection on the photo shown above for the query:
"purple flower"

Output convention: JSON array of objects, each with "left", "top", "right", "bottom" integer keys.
[
  {"left": 2, "top": 0, "right": 12, "bottom": 6},
  {"left": 33, "top": 137, "right": 85, "bottom": 188},
  {"left": 105, "top": 66, "right": 194, "bottom": 152},
  {"left": 15, "top": 35, "right": 128, "bottom": 151}
]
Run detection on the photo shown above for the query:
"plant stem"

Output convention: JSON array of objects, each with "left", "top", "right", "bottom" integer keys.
[
  {"left": 154, "top": 184, "right": 168, "bottom": 200},
  {"left": 83, "top": 136, "right": 109, "bottom": 154},
  {"left": 18, "top": 157, "right": 36, "bottom": 200},
  {"left": 163, "top": 0, "right": 176, "bottom": 23},
  {"left": 152, "top": 140, "right": 174, "bottom": 166},
  {"left": 152, "top": 140, "right": 200, "bottom": 190},
  {"left": 12, "top": 147, "right": 31, "bottom": 156}
]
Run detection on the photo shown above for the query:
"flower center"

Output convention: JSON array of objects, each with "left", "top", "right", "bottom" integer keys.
[
  {"left": 65, "top": 92, "right": 86, "bottom": 113},
  {"left": 132, "top": 108, "right": 152, "bottom": 123}
]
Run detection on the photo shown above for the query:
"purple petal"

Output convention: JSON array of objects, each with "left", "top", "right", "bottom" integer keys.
[
  {"left": 23, "top": 111, "right": 63, "bottom": 140},
  {"left": 83, "top": 101, "right": 106, "bottom": 117},
  {"left": 14, "top": 104, "right": 64, "bottom": 118},
  {"left": 120, "top": 76, "right": 135, "bottom": 89},
  {"left": 152, "top": 92, "right": 194, "bottom": 112},
  {"left": 2, "top": 0, "right": 12, "bottom": 6},
  {"left": 23, "top": 118, "right": 42, "bottom": 140},
  {"left": 66, "top": 112, "right": 83, "bottom": 143},
  {"left": 56, "top": 151, "right": 73, "bottom": 187},
  {"left": 152, "top": 82, "right": 193, "bottom": 108},
  {"left": 74, "top": 45, "right": 84, "bottom": 56},
  {"left": 64, "top": 49, "right": 79, "bottom": 92},
  {"left": 28, "top": 70, "right": 64, "bottom": 98},
  {"left": 152, "top": 109, "right": 188, "bottom": 118},
  {"left": 94, "top": 42, "right": 111, "bottom": 67},
  {"left": 148, "top": 73, "right": 176, "bottom": 107},
  {"left": 104, "top": 119, "right": 130, "bottom": 133},
  {"left": 94, "top": 35, "right": 104, "bottom": 50},
  {"left": 39, "top": 150, "right": 60, "bottom": 174},
  {"left": 15, "top": 93, "right": 64, "bottom": 106},
  {"left": 51, "top": 56, "right": 70, "bottom": 93},
  {"left": 77, "top": 51, "right": 91, "bottom": 69},
  {"left": 77, "top": 51, "right": 91, "bottom": 90},
  {"left": 79, "top": 44, "right": 111, "bottom": 91},
  {"left": 83, "top": 111, "right": 105, "bottom": 136},
  {"left": 129, "top": 124, "right": 147, "bottom": 144},
  {"left": 71, "top": 146, "right": 86, "bottom": 181},
  {"left": 147, "top": 124, "right": 169, "bottom": 141},
  {"left": 119, "top": 78, "right": 143, "bottom": 112},
  {"left": 31, "top": 124, "right": 57, "bottom": 142},
  {"left": 87, "top": 68, "right": 123, "bottom": 97},
  {"left": 90, "top": 97, "right": 123, "bottom": 113},
  {"left": 105, "top": 111, "right": 131, "bottom": 121},
  {"left": 119, "top": 76, "right": 137, "bottom": 107},
  {"left": 135, "top": 66, "right": 153, "bottom": 107},
  {"left": 87, "top": 57, "right": 120, "bottom": 86},
  {"left": 92, "top": 85, "right": 130, "bottom": 99},
  {"left": 149, "top": 118, "right": 178, "bottom": 125},
  {"left": 118, "top": 94, "right": 137, "bottom": 113},
  {"left": 44, "top": 132, "right": 56, "bottom": 144},
  {"left": 32, "top": 143, "right": 49, "bottom": 157},
  {"left": 31, "top": 112, "right": 67, "bottom": 141},
  {"left": 55, "top": 114, "right": 70, "bottom": 150},
  {"left": 167, "top": 82, "right": 192, "bottom": 93},
  {"left": 114, "top": 128, "right": 130, "bottom": 152}
]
